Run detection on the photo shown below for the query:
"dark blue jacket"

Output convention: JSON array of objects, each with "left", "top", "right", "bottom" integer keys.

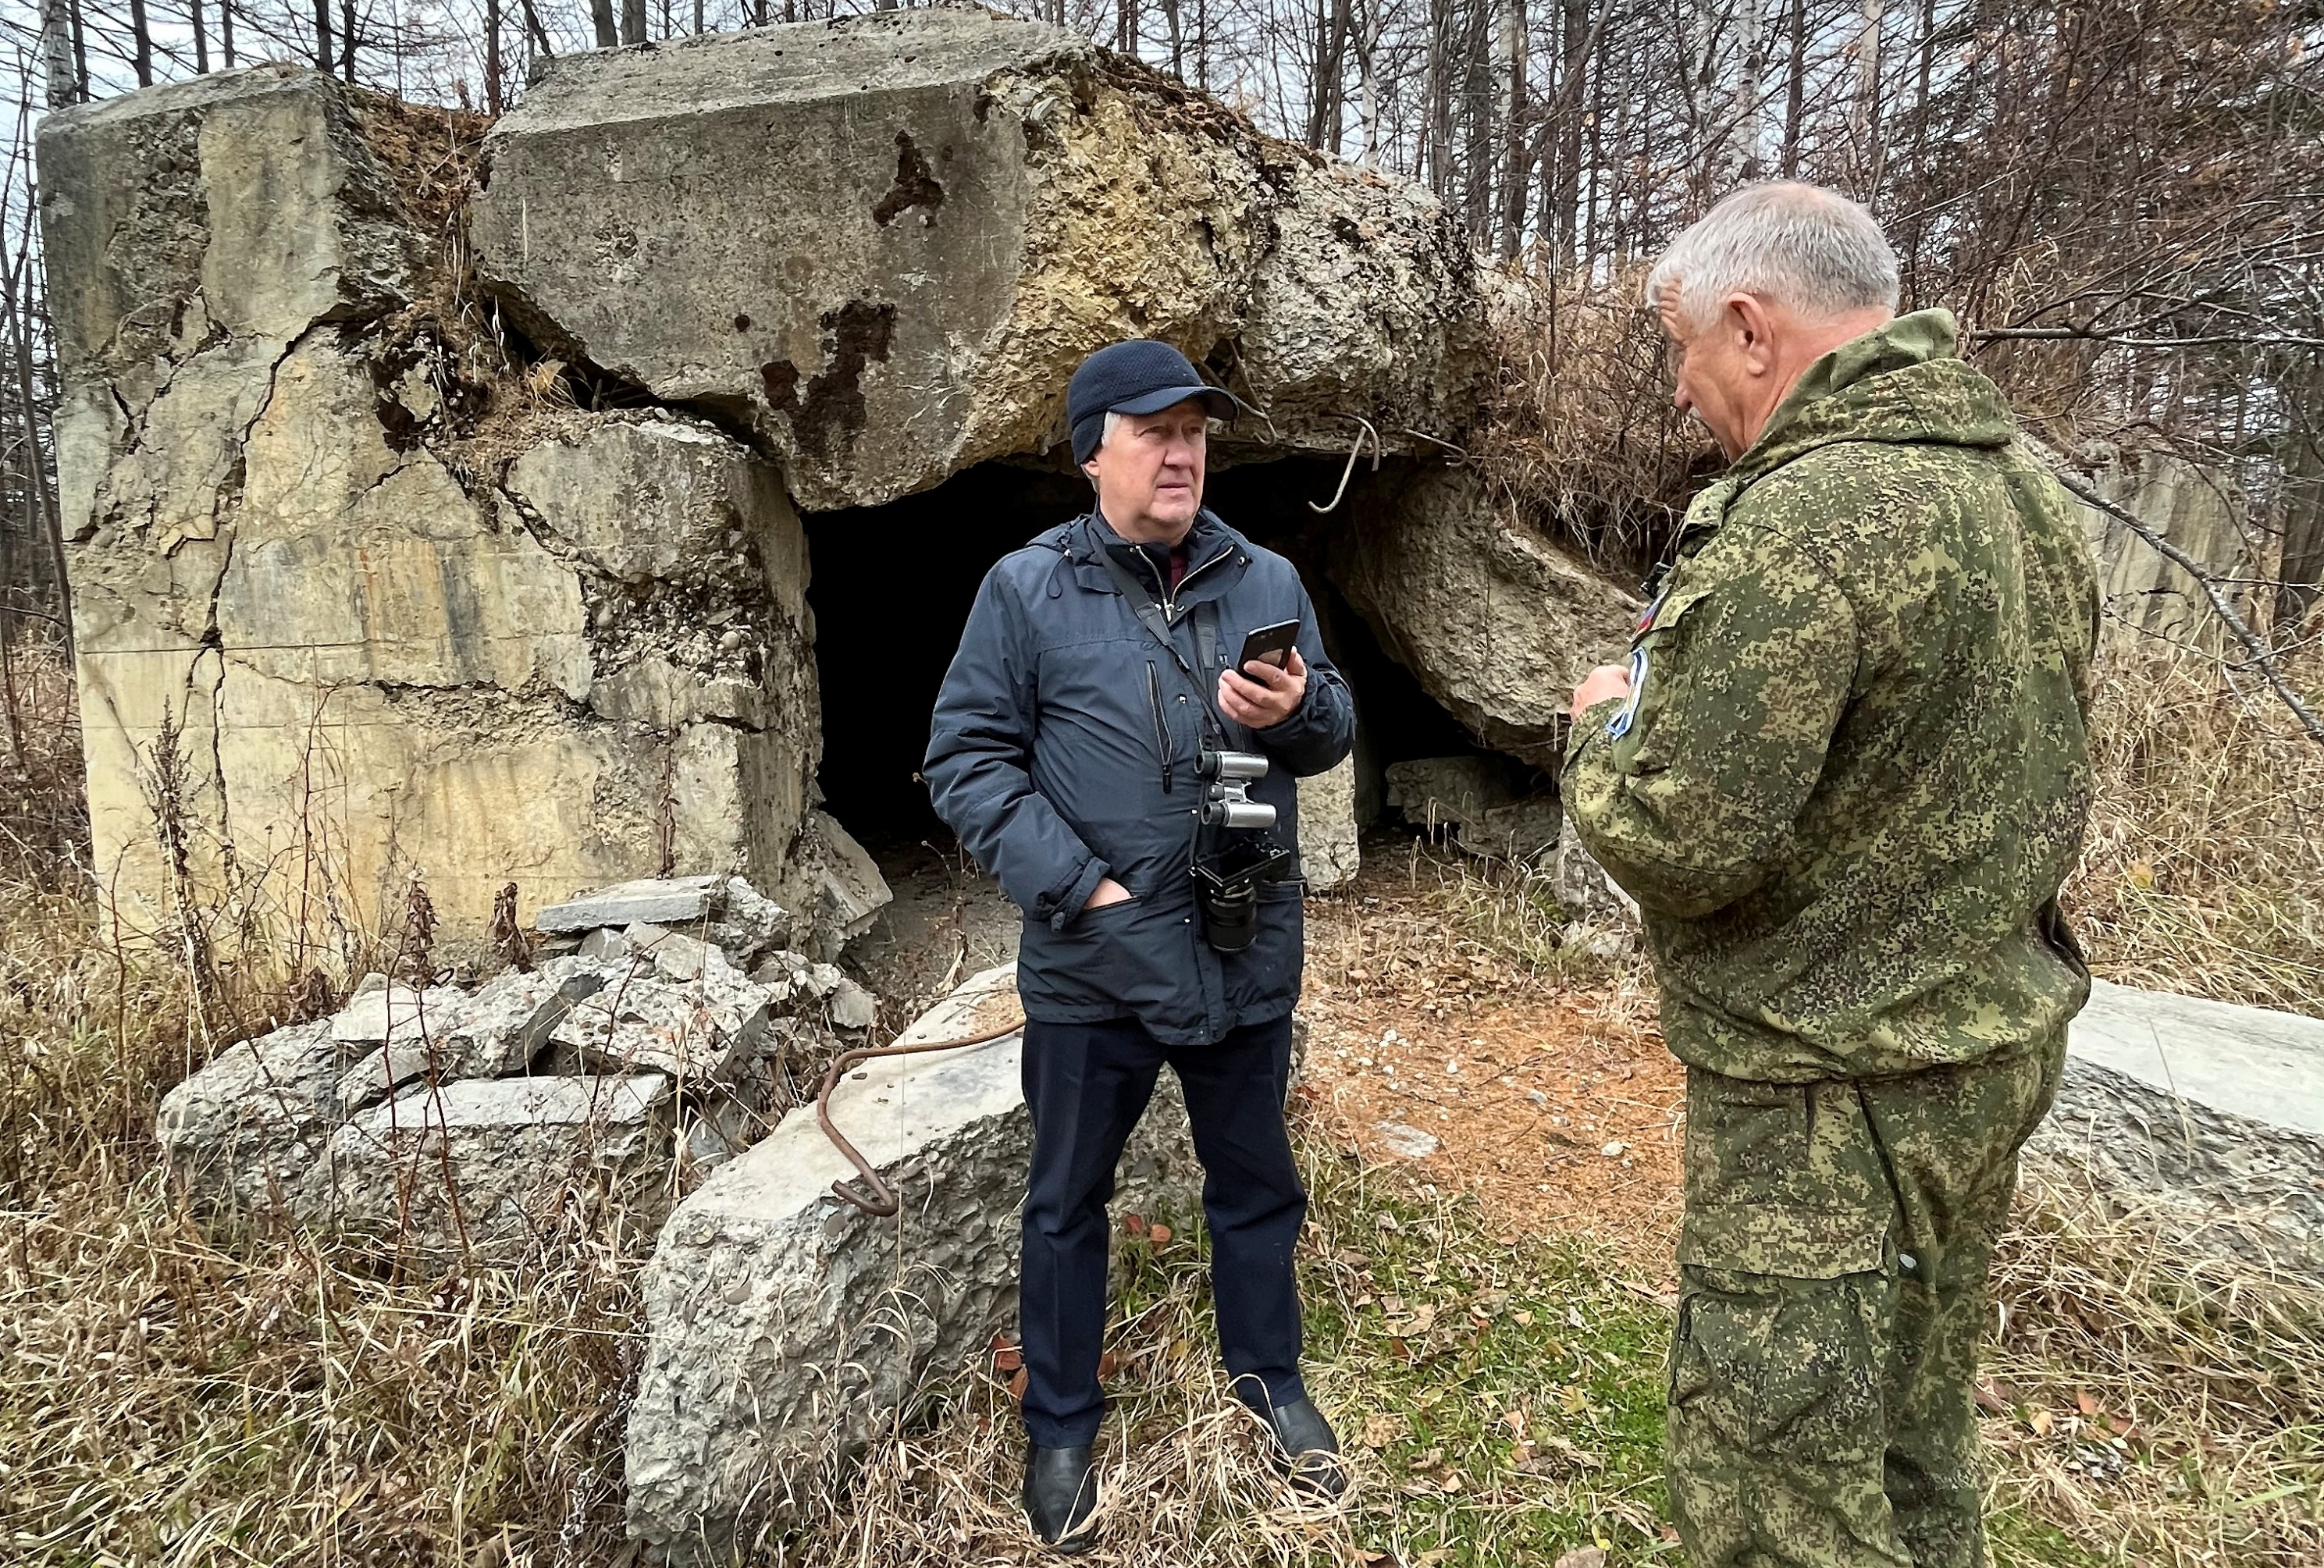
[{"left": 925, "top": 509, "right": 1357, "bottom": 1046}]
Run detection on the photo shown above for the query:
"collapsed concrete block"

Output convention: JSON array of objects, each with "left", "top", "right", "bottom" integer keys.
[
  {"left": 539, "top": 875, "right": 727, "bottom": 933},
  {"left": 2029, "top": 980, "right": 2324, "bottom": 1280},
  {"left": 449, "top": 962, "right": 611, "bottom": 1075},
  {"left": 468, "top": 10, "right": 1485, "bottom": 512},
  {"left": 156, "top": 1020, "right": 350, "bottom": 1212},
  {"left": 329, "top": 984, "right": 469, "bottom": 1047},
  {"left": 329, "top": 1073, "right": 675, "bottom": 1246},
  {"left": 42, "top": 66, "right": 823, "bottom": 945},
  {"left": 1331, "top": 464, "right": 1636, "bottom": 766},
  {"left": 1385, "top": 755, "right": 1561, "bottom": 861},
  {"left": 1297, "top": 756, "right": 1361, "bottom": 892},
  {"left": 774, "top": 809, "right": 895, "bottom": 962},
  {"left": 704, "top": 877, "right": 792, "bottom": 969},
  {"left": 624, "top": 963, "right": 1201, "bottom": 1558}
]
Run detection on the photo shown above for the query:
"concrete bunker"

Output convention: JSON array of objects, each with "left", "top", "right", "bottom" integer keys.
[{"left": 39, "top": 9, "right": 1638, "bottom": 961}]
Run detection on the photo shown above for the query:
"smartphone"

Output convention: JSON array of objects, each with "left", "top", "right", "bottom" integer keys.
[{"left": 1237, "top": 618, "right": 1301, "bottom": 671}]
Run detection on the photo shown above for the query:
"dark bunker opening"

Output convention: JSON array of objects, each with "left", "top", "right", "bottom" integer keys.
[{"left": 803, "top": 452, "right": 1503, "bottom": 866}]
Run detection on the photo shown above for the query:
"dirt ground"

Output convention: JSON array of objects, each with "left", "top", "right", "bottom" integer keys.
[
  {"left": 1297, "top": 865, "right": 1686, "bottom": 1282},
  {"left": 855, "top": 841, "right": 1689, "bottom": 1279}
]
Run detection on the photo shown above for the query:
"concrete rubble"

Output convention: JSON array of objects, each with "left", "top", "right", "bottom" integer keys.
[
  {"left": 625, "top": 962, "right": 1202, "bottom": 1559},
  {"left": 155, "top": 876, "right": 882, "bottom": 1254},
  {"left": 2030, "top": 979, "right": 2324, "bottom": 1281},
  {"left": 1384, "top": 754, "right": 1562, "bottom": 861}
]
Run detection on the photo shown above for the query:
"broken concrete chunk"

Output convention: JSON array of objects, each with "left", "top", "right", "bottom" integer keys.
[
  {"left": 1331, "top": 464, "right": 1635, "bottom": 766},
  {"left": 774, "top": 810, "right": 895, "bottom": 962},
  {"left": 626, "top": 923, "right": 736, "bottom": 984},
  {"left": 334, "top": 1041, "right": 438, "bottom": 1115},
  {"left": 445, "top": 963, "right": 609, "bottom": 1076},
  {"left": 157, "top": 1019, "right": 349, "bottom": 1213},
  {"left": 1297, "top": 756, "right": 1361, "bottom": 892},
  {"left": 704, "top": 877, "right": 790, "bottom": 969},
  {"left": 550, "top": 971, "right": 772, "bottom": 1084},
  {"left": 1385, "top": 756, "right": 1562, "bottom": 861},
  {"left": 329, "top": 984, "right": 468, "bottom": 1047},
  {"left": 2027, "top": 980, "right": 2324, "bottom": 1281},
  {"left": 828, "top": 977, "right": 879, "bottom": 1033},
  {"left": 329, "top": 1073, "right": 674, "bottom": 1248},
  {"left": 1551, "top": 826, "right": 1640, "bottom": 925},
  {"left": 624, "top": 963, "right": 1198, "bottom": 1557},
  {"left": 469, "top": 12, "right": 1484, "bottom": 513},
  {"left": 578, "top": 926, "right": 632, "bottom": 963},
  {"left": 537, "top": 874, "right": 725, "bottom": 934}
]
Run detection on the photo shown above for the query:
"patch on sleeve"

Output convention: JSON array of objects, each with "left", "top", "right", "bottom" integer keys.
[{"left": 1605, "top": 645, "right": 1649, "bottom": 739}]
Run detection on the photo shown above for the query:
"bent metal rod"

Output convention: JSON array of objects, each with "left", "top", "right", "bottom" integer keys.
[{"left": 815, "top": 1015, "right": 1028, "bottom": 1218}]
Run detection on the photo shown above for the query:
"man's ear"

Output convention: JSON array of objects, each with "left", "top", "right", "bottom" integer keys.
[
  {"left": 1729, "top": 293, "right": 1778, "bottom": 377},
  {"left": 1081, "top": 456, "right": 1103, "bottom": 483}
]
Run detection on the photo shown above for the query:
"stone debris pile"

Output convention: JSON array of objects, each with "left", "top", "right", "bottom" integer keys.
[{"left": 157, "top": 876, "right": 882, "bottom": 1254}]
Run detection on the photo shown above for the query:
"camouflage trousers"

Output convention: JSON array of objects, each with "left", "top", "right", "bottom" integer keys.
[{"left": 1665, "top": 1030, "right": 2066, "bottom": 1568}]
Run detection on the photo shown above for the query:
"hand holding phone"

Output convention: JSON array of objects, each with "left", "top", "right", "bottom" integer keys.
[{"left": 1238, "top": 618, "right": 1301, "bottom": 671}]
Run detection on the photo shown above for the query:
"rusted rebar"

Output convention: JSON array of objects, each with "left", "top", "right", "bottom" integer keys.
[{"left": 815, "top": 1018, "right": 1027, "bottom": 1217}]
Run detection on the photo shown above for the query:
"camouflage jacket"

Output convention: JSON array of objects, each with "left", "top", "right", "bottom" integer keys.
[{"left": 1562, "top": 310, "right": 2100, "bottom": 1083}]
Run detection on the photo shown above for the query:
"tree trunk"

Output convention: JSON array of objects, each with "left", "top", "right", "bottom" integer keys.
[
  {"left": 1851, "top": 0, "right": 1887, "bottom": 197},
  {"left": 485, "top": 0, "right": 502, "bottom": 112},
  {"left": 190, "top": 0, "right": 209, "bottom": 73},
  {"left": 340, "top": 0, "right": 357, "bottom": 81},
  {"left": 129, "top": 0, "right": 153, "bottom": 86},
  {"left": 0, "top": 231, "right": 69, "bottom": 655},
  {"left": 1496, "top": 0, "right": 1528, "bottom": 261},
  {"left": 621, "top": 0, "right": 646, "bottom": 48},
  {"left": 1352, "top": 0, "right": 1383, "bottom": 165},
  {"left": 39, "top": 0, "right": 76, "bottom": 107},
  {"left": 220, "top": 0, "right": 235, "bottom": 69},
  {"left": 1781, "top": 0, "right": 1806, "bottom": 177},
  {"left": 591, "top": 0, "right": 617, "bottom": 47},
  {"left": 314, "top": 0, "right": 333, "bottom": 73},
  {"left": 1160, "top": 0, "right": 1183, "bottom": 77}
]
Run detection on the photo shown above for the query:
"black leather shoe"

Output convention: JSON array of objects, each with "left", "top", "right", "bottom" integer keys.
[
  {"left": 1261, "top": 1398, "right": 1349, "bottom": 1498},
  {"left": 1022, "top": 1443, "right": 1099, "bottom": 1550}
]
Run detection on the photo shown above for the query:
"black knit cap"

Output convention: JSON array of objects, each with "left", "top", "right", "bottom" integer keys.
[{"left": 1067, "top": 340, "right": 1242, "bottom": 465}]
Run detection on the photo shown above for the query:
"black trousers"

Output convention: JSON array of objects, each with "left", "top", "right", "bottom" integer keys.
[{"left": 1018, "top": 1012, "right": 1309, "bottom": 1448}]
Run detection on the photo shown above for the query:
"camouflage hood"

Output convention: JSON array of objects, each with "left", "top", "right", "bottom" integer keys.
[{"left": 1726, "top": 309, "right": 2016, "bottom": 489}]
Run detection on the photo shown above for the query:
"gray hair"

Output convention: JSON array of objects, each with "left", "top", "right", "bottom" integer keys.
[{"left": 1645, "top": 183, "right": 1900, "bottom": 329}]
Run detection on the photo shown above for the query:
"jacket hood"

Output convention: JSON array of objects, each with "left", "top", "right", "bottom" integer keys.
[{"left": 1726, "top": 309, "right": 2017, "bottom": 489}]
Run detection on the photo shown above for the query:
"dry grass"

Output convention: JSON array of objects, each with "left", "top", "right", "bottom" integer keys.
[
  {"left": 1981, "top": 1168, "right": 2324, "bottom": 1566},
  {"left": 2069, "top": 639, "right": 2324, "bottom": 1016},
  {"left": 0, "top": 888, "right": 646, "bottom": 1565},
  {"left": 0, "top": 639, "right": 85, "bottom": 890},
  {"left": 1475, "top": 265, "right": 1706, "bottom": 576}
]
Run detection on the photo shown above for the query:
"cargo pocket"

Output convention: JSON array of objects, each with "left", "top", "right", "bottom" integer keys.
[
  {"left": 1678, "top": 1071, "right": 1892, "bottom": 1278},
  {"left": 1667, "top": 1264, "right": 1886, "bottom": 1469}
]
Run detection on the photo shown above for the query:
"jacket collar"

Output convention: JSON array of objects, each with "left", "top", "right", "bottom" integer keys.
[{"left": 1073, "top": 507, "right": 1242, "bottom": 588}]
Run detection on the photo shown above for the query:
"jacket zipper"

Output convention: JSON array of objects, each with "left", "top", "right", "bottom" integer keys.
[
  {"left": 1146, "top": 661, "right": 1174, "bottom": 794},
  {"left": 1161, "top": 544, "right": 1234, "bottom": 622}
]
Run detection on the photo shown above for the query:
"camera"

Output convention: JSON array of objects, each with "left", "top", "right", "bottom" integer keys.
[{"left": 1191, "top": 750, "right": 1294, "bottom": 951}]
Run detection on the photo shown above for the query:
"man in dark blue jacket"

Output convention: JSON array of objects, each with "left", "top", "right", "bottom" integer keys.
[{"left": 925, "top": 340, "right": 1358, "bottom": 1548}]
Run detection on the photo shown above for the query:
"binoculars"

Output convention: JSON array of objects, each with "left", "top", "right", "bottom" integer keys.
[{"left": 1198, "top": 748, "right": 1276, "bottom": 830}]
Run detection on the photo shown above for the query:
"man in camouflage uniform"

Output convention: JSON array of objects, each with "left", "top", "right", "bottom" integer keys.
[{"left": 1562, "top": 183, "right": 2100, "bottom": 1566}]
